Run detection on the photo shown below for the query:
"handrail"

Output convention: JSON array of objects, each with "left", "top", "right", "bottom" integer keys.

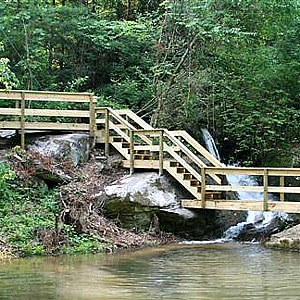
[
  {"left": 171, "top": 130, "right": 224, "bottom": 168},
  {"left": 0, "top": 89, "right": 94, "bottom": 102},
  {"left": 3, "top": 91, "right": 300, "bottom": 212},
  {"left": 202, "top": 166, "right": 300, "bottom": 205},
  {"left": 0, "top": 90, "right": 96, "bottom": 148},
  {"left": 164, "top": 130, "right": 222, "bottom": 184},
  {"left": 104, "top": 108, "right": 224, "bottom": 184},
  {"left": 116, "top": 109, "right": 154, "bottom": 130}
]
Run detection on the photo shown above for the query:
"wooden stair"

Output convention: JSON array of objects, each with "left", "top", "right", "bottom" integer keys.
[
  {"left": 2, "top": 90, "right": 300, "bottom": 213},
  {"left": 104, "top": 109, "right": 224, "bottom": 202}
]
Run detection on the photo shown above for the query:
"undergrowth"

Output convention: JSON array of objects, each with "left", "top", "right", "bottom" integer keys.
[{"left": 0, "top": 161, "right": 108, "bottom": 258}]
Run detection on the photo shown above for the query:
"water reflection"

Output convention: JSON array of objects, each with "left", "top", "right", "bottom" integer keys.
[{"left": 0, "top": 243, "right": 299, "bottom": 300}]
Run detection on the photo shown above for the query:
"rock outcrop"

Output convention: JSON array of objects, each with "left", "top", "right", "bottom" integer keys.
[
  {"left": 26, "top": 133, "right": 91, "bottom": 182},
  {"left": 28, "top": 133, "right": 91, "bottom": 167},
  {"left": 265, "top": 224, "right": 300, "bottom": 251},
  {"left": 103, "top": 172, "right": 246, "bottom": 239}
]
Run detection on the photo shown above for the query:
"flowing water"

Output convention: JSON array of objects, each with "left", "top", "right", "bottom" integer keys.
[
  {"left": 0, "top": 243, "right": 299, "bottom": 300},
  {"left": 201, "top": 128, "right": 289, "bottom": 238}
]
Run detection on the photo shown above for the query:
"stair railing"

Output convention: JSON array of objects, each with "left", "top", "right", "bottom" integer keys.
[
  {"left": 95, "top": 107, "right": 224, "bottom": 187},
  {"left": 170, "top": 130, "right": 224, "bottom": 168}
]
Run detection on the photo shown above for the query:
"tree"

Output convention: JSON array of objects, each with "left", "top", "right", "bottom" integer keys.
[{"left": 0, "top": 43, "right": 18, "bottom": 89}]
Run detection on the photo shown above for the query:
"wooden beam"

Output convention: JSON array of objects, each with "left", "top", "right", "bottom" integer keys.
[
  {"left": 159, "top": 130, "right": 163, "bottom": 176},
  {"left": 201, "top": 168, "right": 206, "bottom": 208},
  {"left": 20, "top": 91, "right": 25, "bottom": 149},
  {"left": 206, "top": 185, "right": 264, "bottom": 192},
  {"left": 89, "top": 94, "right": 96, "bottom": 146},
  {"left": 171, "top": 130, "right": 224, "bottom": 168},
  {"left": 280, "top": 176, "right": 285, "bottom": 201},
  {"left": 0, "top": 90, "right": 94, "bottom": 103},
  {"left": 130, "top": 130, "right": 134, "bottom": 175},
  {"left": 263, "top": 169, "right": 268, "bottom": 211},
  {"left": 205, "top": 166, "right": 300, "bottom": 176},
  {"left": 105, "top": 109, "right": 110, "bottom": 156},
  {"left": 0, "top": 121, "right": 89, "bottom": 131},
  {"left": 122, "top": 159, "right": 159, "bottom": 169}
]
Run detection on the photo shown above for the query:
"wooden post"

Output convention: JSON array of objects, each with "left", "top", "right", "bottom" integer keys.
[
  {"left": 280, "top": 176, "right": 285, "bottom": 201},
  {"left": 201, "top": 167, "right": 206, "bottom": 209},
  {"left": 159, "top": 130, "right": 164, "bottom": 176},
  {"left": 20, "top": 91, "right": 25, "bottom": 149},
  {"left": 130, "top": 130, "right": 134, "bottom": 175},
  {"left": 105, "top": 108, "right": 110, "bottom": 156},
  {"left": 89, "top": 94, "right": 96, "bottom": 148},
  {"left": 263, "top": 169, "right": 268, "bottom": 211}
]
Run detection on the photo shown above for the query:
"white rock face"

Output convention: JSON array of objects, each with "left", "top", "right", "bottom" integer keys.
[
  {"left": 28, "top": 133, "right": 91, "bottom": 167},
  {"left": 105, "top": 172, "right": 196, "bottom": 219},
  {"left": 105, "top": 172, "right": 177, "bottom": 208},
  {"left": 0, "top": 130, "right": 16, "bottom": 138}
]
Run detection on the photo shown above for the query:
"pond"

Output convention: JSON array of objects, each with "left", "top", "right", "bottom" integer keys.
[{"left": 0, "top": 242, "right": 299, "bottom": 300}]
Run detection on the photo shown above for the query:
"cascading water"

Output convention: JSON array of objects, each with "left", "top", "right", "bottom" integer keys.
[
  {"left": 201, "top": 128, "right": 289, "bottom": 241},
  {"left": 200, "top": 129, "right": 221, "bottom": 161}
]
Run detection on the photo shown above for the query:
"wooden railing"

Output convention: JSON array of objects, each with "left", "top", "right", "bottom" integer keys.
[
  {"left": 182, "top": 166, "right": 300, "bottom": 213},
  {"left": 95, "top": 107, "right": 223, "bottom": 178},
  {"left": 2, "top": 90, "right": 300, "bottom": 213},
  {"left": 94, "top": 106, "right": 300, "bottom": 213},
  {"left": 0, "top": 90, "right": 97, "bottom": 148}
]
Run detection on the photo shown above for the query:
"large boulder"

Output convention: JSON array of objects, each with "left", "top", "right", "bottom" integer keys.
[
  {"left": 28, "top": 133, "right": 91, "bottom": 167},
  {"left": 103, "top": 172, "right": 196, "bottom": 232},
  {"left": 265, "top": 224, "right": 300, "bottom": 251},
  {"left": 26, "top": 133, "right": 92, "bottom": 183},
  {"left": 103, "top": 172, "right": 245, "bottom": 239}
]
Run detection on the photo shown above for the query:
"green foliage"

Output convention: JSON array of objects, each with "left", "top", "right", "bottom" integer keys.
[
  {"left": 0, "top": 162, "right": 107, "bottom": 257},
  {"left": 147, "top": 0, "right": 300, "bottom": 166},
  {"left": 1, "top": 0, "right": 300, "bottom": 165},
  {"left": 61, "top": 225, "right": 106, "bottom": 254},
  {"left": 0, "top": 162, "right": 15, "bottom": 200},
  {"left": 0, "top": 43, "right": 19, "bottom": 89},
  {"left": 0, "top": 178, "right": 58, "bottom": 256}
]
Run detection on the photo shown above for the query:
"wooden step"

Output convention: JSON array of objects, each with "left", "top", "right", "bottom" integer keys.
[
  {"left": 194, "top": 190, "right": 223, "bottom": 199},
  {"left": 190, "top": 179, "right": 200, "bottom": 186},
  {"left": 177, "top": 167, "right": 186, "bottom": 174},
  {"left": 122, "top": 142, "right": 130, "bottom": 148},
  {"left": 183, "top": 173, "right": 193, "bottom": 180},
  {"left": 134, "top": 154, "right": 152, "bottom": 160},
  {"left": 128, "top": 150, "right": 151, "bottom": 155},
  {"left": 205, "top": 192, "right": 223, "bottom": 200},
  {"left": 112, "top": 137, "right": 124, "bottom": 143},
  {"left": 170, "top": 161, "right": 180, "bottom": 167}
]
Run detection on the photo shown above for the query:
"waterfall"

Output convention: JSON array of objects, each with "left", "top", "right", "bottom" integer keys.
[
  {"left": 201, "top": 128, "right": 289, "bottom": 241},
  {"left": 201, "top": 129, "right": 221, "bottom": 161}
]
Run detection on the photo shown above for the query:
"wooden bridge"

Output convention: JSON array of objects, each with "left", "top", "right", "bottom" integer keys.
[{"left": 1, "top": 90, "right": 300, "bottom": 214}]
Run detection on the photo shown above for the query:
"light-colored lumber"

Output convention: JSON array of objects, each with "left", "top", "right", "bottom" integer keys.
[
  {"left": 0, "top": 90, "right": 94, "bottom": 103},
  {"left": 116, "top": 109, "right": 153, "bottom": 130},
  {"left": 181, "top": 199, "right": 300, "bottom": 214},
  {"left": 206, "top": 185, "right": 264, "bottom": 193},
  {"left": 171, "top": 130, "right": 224, "bottom": 168}
]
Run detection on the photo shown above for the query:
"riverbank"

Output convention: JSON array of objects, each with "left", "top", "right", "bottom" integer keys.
[
  {"left": 1, "top": 140, "right": 300, "bottom": 260},
  {"left": 0, "top": 146, "right": 179, "bottom": 260}
]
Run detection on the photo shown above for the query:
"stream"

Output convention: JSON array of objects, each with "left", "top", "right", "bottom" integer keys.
[{"left": 0, "top": 243, "right": 299, "bottom": 300}]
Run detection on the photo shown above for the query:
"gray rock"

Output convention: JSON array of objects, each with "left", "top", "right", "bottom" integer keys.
[
  {"left": 103, "top": 172, "right": 203, "bottom": 234},
  {"left": 104, "top": 172, "right": 179, "bottom": 208},
  {"left": 27, "top": 133, "right": 92, "bottom": 183},
  {"left": 265, "top": 224, "right": 300, "bottom": 251},
  {"left": 28, "top": 133, "right": 91, "bottom": 167},
  {"left": 0, "top": 130, "right": 16, "bottom": 138}
]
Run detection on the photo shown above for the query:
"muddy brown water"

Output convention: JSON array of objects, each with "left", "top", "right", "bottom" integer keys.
[{"left": 0, "top": 242, "right": 299, "bottom": 300}]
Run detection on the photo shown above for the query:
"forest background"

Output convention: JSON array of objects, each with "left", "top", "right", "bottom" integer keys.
[{"left": 1, "top": 0, "right": 300, "bottom": 167}]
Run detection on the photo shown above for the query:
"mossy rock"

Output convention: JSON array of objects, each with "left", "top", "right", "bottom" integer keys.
[{"left": 104, "top": 198, "right": 158, "bottom": 231}]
